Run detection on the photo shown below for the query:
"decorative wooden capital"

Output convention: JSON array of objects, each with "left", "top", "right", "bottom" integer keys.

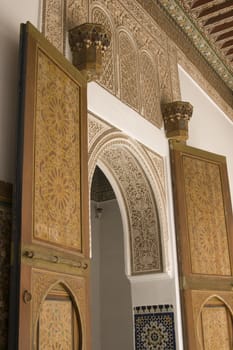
[
  {"left": 69, "top": 23, "right": 111, "bottom": 81},
  {"left": 162, "top": 101, "right": 193, "bottom": 142}
]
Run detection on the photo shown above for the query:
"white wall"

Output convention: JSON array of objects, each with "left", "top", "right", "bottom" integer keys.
[
  {"left": 179, "top": 66, "right": 233, "bottom": 205},
  {"left": 0, "top": 0, "right": 41, "bottom": 183}
]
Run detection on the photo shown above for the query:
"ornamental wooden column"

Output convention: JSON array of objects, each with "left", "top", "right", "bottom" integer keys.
[
  {"left": 69, "top": 23, "right": 111, "bottom": 81},
  {"left": 161, "top": 101, "right": 193, "bottom": 142}
]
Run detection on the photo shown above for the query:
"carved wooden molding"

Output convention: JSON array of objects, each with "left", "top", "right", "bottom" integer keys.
[
  {"left": 88, "top": 113, "right": 169, "bottom": 274},
  {"left": 162, "top": 101, "right": 193, "bottom": 142},
  {"left": 69, "top": 23, "right": 111, "bottom": 81}
]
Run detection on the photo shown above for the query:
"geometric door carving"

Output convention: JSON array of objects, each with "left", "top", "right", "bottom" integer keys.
[
  {"left": 170, "top": 141, "right": 233, "bottom": 350},
  {"left": 8, "top": 22, "right": 90, "bottom": 349}
]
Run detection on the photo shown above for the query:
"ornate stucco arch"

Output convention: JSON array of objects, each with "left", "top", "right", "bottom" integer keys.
[{"left": 88, "top": 113, "right": 169, "bottom": 275}]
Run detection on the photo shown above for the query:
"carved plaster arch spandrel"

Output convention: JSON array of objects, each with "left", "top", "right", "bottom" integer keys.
[{"left": 88, "top": 113, "right": 169, "bottom": 274}]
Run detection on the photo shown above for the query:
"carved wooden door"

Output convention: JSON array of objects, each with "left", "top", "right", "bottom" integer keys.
[
  {"left": 9, "top": 22, "right": 90, "bottom": 350},
  {"left": 170, "top": 141, "right": 233, "bottom": 350}
]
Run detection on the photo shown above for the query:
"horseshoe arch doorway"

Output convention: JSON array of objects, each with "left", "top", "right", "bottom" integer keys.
[{"left": 88, "top": 114, "right": 167, "bottom": 350}]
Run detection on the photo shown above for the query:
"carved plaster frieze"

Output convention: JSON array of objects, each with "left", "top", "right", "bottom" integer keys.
[
  {"left": 42, "top": 0, "right": 233, "bottom": 124},
  {"left": 66, "top": 0, "right": 89, "bottom": 30},
  {"left": 88, "top": 113, "right": 169, "bottom": 274},
  {"left": 42, "top": 0, "right": 178, "bottom": 128},
  {"left": 42, "top": 0, "right": 66, "bottom": 53},
  {"left": 136, "top": 0, "right": 233, "bottom": 121}
]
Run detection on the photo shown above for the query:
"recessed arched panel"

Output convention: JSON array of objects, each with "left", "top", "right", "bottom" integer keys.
[
  {"left": 140, "top": 51, "right": 162, "bottom": 128},
  {"left": 37, "top": 282, "right": 82, "bottom": 349},
  {"left": 118, "top": 30, "right": 140, "bottom": 111},
  {"left": 92, "top": 6, "right": 116, "bottom": 94},
  {"left": 197, "top": 296, "right": 233, "bottom": 350}
]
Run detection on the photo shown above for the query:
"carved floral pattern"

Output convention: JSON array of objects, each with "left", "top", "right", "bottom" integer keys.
[
  {"left": 92, "top": 7, "right": 115, "bottom": 93},
  {"left": 190, "top": 292, "right": 233, "bottom": 349},
  {"left": 42, "top": 0, "right": 233, "bottom": 123},
  {"left": 42, "top": 0, "right": 65, "bottom": 52},
  {"left": 201, "top": 306, "right": 231, "bottom": 350},
  {"left": 43, "top": 0, "right": 178, "bottom": 127},
  {"left": 118, "top": 31, "right": 139, "bottom": 111},
  {"left": 183, "top": 156, "right": 231, "bottom": 275},
  {"left": 88, "top": 114, "right": 111, "bottom": 151},
  {"left": 140, "top": 52, "right": 161, "bottom": 127},
  {"left": 66, "top": 0, "right": 89, "bottom": 30},
  {"left": 100, "top": 143, "right": 162, "bottom": 274},
  {"left": 39, "top": 299, "right": 73, "bottom": 349},
  {"left": 34, "top": 49, "right": 81, "bottom": 250}
]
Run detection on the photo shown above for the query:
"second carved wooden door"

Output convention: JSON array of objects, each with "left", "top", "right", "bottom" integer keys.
[{"left": 170, "top": 140, "right": 233, "bottom": 350}]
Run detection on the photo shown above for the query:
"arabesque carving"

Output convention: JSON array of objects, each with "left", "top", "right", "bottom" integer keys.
[
  {"left": 88, "top": 114, "right": 169, "bottom": 274},
  {"left": 92, "top": 7, "right": 116, "bottom": 93},
  {"left": 34, "top": 50, "right": 82, "bottom": 251},
  {"left": 32, "top": 269, "right": 87, "bottom": 347},
  {"left": 39, "top": 299, "right": 73, "bottom": 348},
  {"left": 42, "top": 0, "right": 233, "bottom": 123},
  {"left": 183, "top": 156, "right": 231, "bottom": 276},
  {"left": 118, "top": 30, "right": 140, "bottom": 111},
  {"left": 42, "top": 0, "right": 179, "bottom": 128},
  {"left": 190, "top": 291, "right": 233, "bottom": 349},
  {"left": 101, "top": 143, "right": 162, "bottom": 274},
  {"left": 42, "top": 0, "right": 65, "bottom": 53}
]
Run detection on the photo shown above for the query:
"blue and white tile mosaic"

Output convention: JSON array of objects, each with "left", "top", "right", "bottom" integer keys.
[{"left": 134, "top": 304, "right": 176, "bottom": 350}]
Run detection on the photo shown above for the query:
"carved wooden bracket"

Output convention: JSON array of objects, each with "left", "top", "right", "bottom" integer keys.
[
  {"left": 69, "top": 23, "right": 111, "bottom": 81},
  {"left": 162, "top": 101, "right": 193, "bottom": 142}
]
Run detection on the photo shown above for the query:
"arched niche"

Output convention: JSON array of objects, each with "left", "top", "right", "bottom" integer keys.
[
  {"left": 88, "top": 114, "right": 169, "bottom": 275},
  {"left": 35, "top": 281, "right": 82, "bottom": 349},
  {"left": 91, "top": 5, "right": 116, "bottom": 94},
  {"left": 139, "top": 50, "right": 161, "bottom": 127},
  {"left": 197, "top": 295, "right": 233, "bottom": 349},
  {"left": 117, "top": 28, "right": 140, "bottom": 111}
]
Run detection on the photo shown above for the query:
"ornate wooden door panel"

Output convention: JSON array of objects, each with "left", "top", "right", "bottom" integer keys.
[
  {"left": 170, "top": 141, "right": 233, "bottom": 350},
  {"left": 9, "top": 22, "right": 90, "bottom": 350}
]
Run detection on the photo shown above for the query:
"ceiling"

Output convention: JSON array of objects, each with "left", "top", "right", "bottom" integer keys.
[{"left": 157, "top": 0, "right": 233, "bottom": 91}]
